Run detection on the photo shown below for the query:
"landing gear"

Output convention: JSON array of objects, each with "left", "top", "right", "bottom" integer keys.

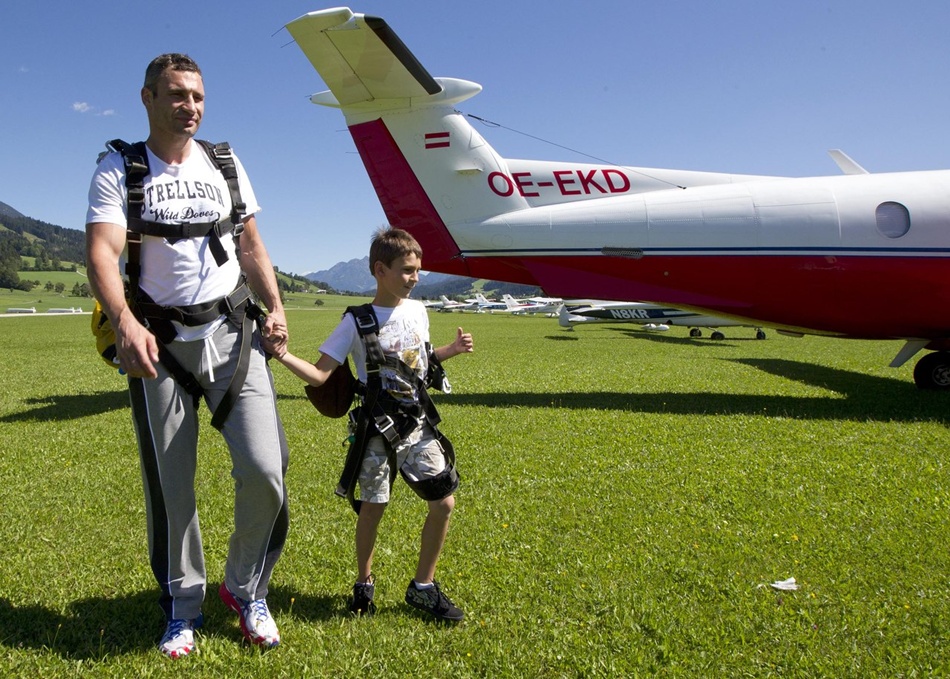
[
  {"left": 688, "top": 327, "right": 766, "bottom": 340},
  {"left": 913, "top": 351, "right": 950, "bottom": 389}
]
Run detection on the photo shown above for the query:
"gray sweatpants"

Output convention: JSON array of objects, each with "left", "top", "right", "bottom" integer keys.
[{"left": 128, "top": 316, "right": 289, "bottom": 621}]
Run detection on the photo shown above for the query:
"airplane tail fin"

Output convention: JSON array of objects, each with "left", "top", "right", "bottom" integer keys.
[
  {"left": 285, "top": 8, "right": 759, "bottom": 284},
  {"left": 286, "top": 8, "right": 528, "bottom": 276}
]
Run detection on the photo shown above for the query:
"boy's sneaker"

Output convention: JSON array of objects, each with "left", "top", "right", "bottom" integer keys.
[
  {"left": 219, "top": 582, "right": 280, "bottom": 648},
  {"left": 159, "top": 613, "right": 203, "bottom": 659},
  {"left": 349, "top": 577, "right": 377, "bottom": 616},
  {"left": 405, "top": 580, "right": 464, "bottom": 622}
]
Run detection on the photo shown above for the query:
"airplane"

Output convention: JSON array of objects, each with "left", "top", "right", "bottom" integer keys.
[
  {"left": 433, "top": 294, "right": 480, "bottom": 313},
  {"left": 558, "top": 301, "right": 767, "bottom": 340},
  {"left": 503, "top": 294, "right": 562, "bottom": 316},
  {"left": 473, "top": 292, "right": 519, "bottom": 312},
  {"left": 285, "top": 8, "right": 950, "bottom": 390}
]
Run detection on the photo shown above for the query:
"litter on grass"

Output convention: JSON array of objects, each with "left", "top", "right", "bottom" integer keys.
[{"left": 759, "top": 577, "right": 799, "bottom": 591}]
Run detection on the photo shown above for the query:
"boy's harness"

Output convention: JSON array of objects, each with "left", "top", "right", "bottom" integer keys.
[
  {"left": 335, "top": 304, "right": 459, "bottom": 514},
  {"left": 103, "top": 139, "right": 264, "bottom": 430}
]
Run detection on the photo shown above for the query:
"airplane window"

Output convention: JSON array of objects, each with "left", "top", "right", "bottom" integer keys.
[{"left": 875, "top": 201, "right": 910, "bottom": 238}]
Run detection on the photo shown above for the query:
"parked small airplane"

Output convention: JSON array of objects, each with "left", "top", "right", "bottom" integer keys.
[
  {"left": 503, "top": 294, "right": 562, "bottom": 316},
  {"left": 558, "top": 301, "right": 767, "bottom": 340},
  {"left": 285, "top": 8, "right": 950, "bottom": 389},
  {"left": 473, "top": 293, "right": 507, "bottom": 312},
  {"left": 435, "top": 294, "right": 479, "bottom": 313}
]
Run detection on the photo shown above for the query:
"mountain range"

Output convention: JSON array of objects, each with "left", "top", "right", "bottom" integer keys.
[{"left": 304, "top": 257, "right": 540, "bottom": 298}]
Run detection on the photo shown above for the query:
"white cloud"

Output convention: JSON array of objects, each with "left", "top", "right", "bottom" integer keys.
[{"left": 72, "top": 102, "right": 116, "bottom": 116}]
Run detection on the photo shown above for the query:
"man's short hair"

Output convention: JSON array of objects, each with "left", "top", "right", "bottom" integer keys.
[
  {"left": 144, "top": 53, "right": 202, "bottom": 93},
  {"left": 369, "top": 227, "right": 423, "bottom": 275}
]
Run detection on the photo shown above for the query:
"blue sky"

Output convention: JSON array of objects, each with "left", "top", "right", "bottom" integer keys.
[{"left": 3, "top": 1, "right": 950, "bottom": 275}]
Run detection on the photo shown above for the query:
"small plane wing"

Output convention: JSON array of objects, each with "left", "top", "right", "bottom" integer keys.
[{"left": 285, "top": 8, "right": 441, "bottom": 107}]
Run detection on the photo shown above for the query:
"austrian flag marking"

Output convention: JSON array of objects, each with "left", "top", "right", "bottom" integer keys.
[{"left": 425, "top": 132, "right": 450, "bottom": 149}]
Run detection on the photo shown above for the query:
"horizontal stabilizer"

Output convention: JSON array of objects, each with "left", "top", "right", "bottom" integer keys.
[{"left": 285, "top": 8, "right": 441, "bottom": 106}]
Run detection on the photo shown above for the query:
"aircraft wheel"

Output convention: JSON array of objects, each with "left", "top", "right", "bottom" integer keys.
[
  {"left": 689, "top": 328, "right": 702, "bottom": 338},
  {"left": 913, "top": 351, "right": 950, "bottom": 389},
  {"left": 711, "top": 331, "right": 725, "bottom": 340},
  {"left": 756, "top": 329, "right": 767, "bottom": 340}
]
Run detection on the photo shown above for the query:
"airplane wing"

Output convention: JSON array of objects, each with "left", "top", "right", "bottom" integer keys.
[{"left": 285, "top": 8, "right": 441, "bottom": 107}]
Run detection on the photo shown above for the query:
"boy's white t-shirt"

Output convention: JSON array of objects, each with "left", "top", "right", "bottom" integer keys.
[
  {"left": 85, "top": 140, "right": 261, "bottom": 340},
  {"left": 320, "top": 299, "right": 430, "bottom": 405}
]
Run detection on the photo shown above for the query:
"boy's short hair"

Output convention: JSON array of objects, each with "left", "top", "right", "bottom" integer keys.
[
  {"left": 144, "top": 53, "right": 202, "bottom": 94},
  {"left": 369, "top": 227, "right": 423, "bottom": 275}
]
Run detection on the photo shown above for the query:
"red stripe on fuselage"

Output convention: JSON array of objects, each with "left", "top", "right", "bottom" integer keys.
[
  {"left": 459, "top": 253, "right": 950, "bottom": 340},
  {"left": 348, "top": 119, "right": 468, "bottom": 275}
]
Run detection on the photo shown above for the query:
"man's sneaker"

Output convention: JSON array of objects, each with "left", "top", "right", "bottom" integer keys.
[
  {"left": 405, "top": 580, "right": 464, "bottom": 622},
  {"left": 349, "top": 577, "right": 377, "bottom": 616},
  {"left": 159, "top": 613, "right": 203, "bottom": 659},
  {"left": 219, "top": 582, "right": 280, "bottom": 648}
]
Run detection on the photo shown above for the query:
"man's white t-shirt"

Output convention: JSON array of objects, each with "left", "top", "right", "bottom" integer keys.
[{"left": 85, "top": 139, "right": 261, "bottom": 340}]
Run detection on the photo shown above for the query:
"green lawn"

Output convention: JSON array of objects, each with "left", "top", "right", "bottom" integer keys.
[{"left": 0, "top": 310, "right": 948, "bottom": 677}]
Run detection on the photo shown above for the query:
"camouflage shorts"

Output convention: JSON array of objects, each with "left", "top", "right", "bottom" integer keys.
[{"left": 359, "top": 423, "right": 447, "bottom": 503}]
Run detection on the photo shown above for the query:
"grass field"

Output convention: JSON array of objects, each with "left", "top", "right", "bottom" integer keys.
[
  {"left": 0, "top": 268, "right": 327, "bottom": 314},
  {"left": 1, "top": 304, "right": 949, "bottom": 677}
]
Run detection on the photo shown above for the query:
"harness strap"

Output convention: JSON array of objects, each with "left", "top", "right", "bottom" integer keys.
[
  {"left": 196, "top": 140, "right": 247, "bottom": 237},
  {"left": 135, "top": 282, "right": 252, "bottom": 330},
  {"left": 130, "top": 284, "right": 263, "bottom": 428},
  {"left": 102, "top": 138, "right": 257, "bottom": 428},
  {"left": 105, "top": 137, "right": 246, "bottom": 277},
  {"left": 210, "top": 303, "right": 263, "bottom": 430},
  {"left": 154, "top": 344, "right": 204, "bottom": 410},
  {"left": 335, "top": 304, "right": 455, "bottom": 513}
]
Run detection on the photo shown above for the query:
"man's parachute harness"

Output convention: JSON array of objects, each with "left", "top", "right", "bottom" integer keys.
[
  {"left": 334, "top": 304, "right": 459, "bottom": 514},
  {"left": 91, "top": 139, "right": 264, "bottom": 430}
]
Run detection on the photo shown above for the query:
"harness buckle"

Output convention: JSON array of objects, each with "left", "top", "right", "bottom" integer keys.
[
  {"left": 375, "top": 416, "right": 396, "bottom": 437},
  {"left": 355, "top": 314, "right": 376, "bottom": 332},
  {"left": 222, "top": 284, "right": 249, "bottom": 314}
]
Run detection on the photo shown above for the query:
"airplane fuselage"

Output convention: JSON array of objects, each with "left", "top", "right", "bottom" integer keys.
[
  {"left": 286, "top": 7, "right": 950, "bottom": 386},
  {"left": 349, "top": 113, "right": 950, "bottom": 341}
]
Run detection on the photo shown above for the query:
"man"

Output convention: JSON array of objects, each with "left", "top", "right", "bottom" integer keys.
[{"left": 86, "top": 53, "right": 289, "bottom": 658}]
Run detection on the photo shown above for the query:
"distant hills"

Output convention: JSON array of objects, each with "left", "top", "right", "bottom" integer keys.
[
  {"left": 0, "top": 201, "right": 86, "bottom": 289},
  {"left": 304, "top": 257, "right": 541, "bottom": 299},
  {"left": 0, "top": 201, "right": 25, "bottom": 220}
]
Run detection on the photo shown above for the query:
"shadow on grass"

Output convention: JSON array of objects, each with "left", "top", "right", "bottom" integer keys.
[
  {"left": 612, "top": 327, "right": 764, "bottom": 345},
  {"left": 0, "top": 390, "right": 128, "bottom": 423},
  {"left": 0, "top": 584, "right": 337, "bottom": 659},
  {"left": 443, "top": 358, "right": 950, "bottom": 424}
]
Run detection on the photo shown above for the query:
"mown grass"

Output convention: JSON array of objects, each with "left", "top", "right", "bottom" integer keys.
[{"left": 0, "top": 309, "right": 949, "bottom": 677}]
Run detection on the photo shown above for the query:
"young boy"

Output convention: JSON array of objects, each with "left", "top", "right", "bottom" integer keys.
[{"left": 271, "top": 228, "right": 473, "bottom": 621}]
